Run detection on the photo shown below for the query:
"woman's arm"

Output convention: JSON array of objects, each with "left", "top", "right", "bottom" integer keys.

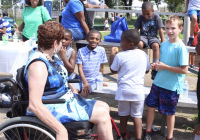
[
  {"left": 27, "top": 61, "right": 68, "bottom": 140},
  {"left": 18, "top": 22, "right": 24, "bottom": 32},
  {"left": 75, "top": 11, "right": 89, "bottom": 36}
]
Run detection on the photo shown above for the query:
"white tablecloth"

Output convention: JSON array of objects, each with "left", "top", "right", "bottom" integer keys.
[{"left": 0, "top": 42, "right": 32, "bottom": 79}]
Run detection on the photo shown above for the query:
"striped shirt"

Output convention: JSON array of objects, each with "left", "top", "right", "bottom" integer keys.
[
  {"left": 76, "top": 45, "right": 107, "bottom": 82},
  {"left": 0, "top": 18, "right": 12, "bottom": 38}
]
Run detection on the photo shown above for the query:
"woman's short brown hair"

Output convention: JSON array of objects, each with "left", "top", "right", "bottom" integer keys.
[
  {"left": 165, "top": 15, "right": 183, "bottom": 28},
  {"left": 37, "top": 21, "right": 65, "bottom": 50}
]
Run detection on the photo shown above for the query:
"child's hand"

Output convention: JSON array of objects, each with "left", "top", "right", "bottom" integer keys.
[
  {"left": 81, "top": 83, "right": 91, "bottom": 98},
  {"left": 193, "top": 123, "right": 200, "bottom": 135},
  {"left": 111, "top": 47, "right": 119, "bottom": 55},
  {"left": 150, "top": 63, "right": 156, "bottom": 70},
  {"left": 155, "top": 61, "right": 166, "bottom": 71},
  {"left": 58, "top": 46, "right": 66, "bottom": 58}
]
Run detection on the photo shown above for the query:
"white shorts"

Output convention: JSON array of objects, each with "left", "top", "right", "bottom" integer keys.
[{"left": 118, "top": 100, "right": 144, "bottom": 118}]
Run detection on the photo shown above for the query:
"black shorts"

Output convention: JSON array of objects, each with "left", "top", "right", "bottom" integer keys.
[{"left": 140, "top": 35, "right": 160, "bottom": 48}]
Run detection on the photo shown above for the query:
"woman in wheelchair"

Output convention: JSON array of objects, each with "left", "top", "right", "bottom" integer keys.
[{"left": 23, "top": 21, "right": 113, "bottom": 140}]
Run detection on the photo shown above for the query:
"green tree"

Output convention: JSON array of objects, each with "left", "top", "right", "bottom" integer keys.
[
  {"left": 164, "top": 0, "right": 185, "bottom": 12},
  {"left": 53, "top": 0, "right": 60, "bottom": 11}
]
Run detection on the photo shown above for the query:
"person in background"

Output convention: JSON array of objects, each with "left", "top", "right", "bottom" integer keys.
[
  {"left": 18, "top": 0, "right": 51, "bottom": 42},
  {"left": 110, "top": 13, "right": 114, "bottom": 25},
  {"left": 84, "top": 0, "right": 108, "bottom": 27},
  {"left": 25, "top": 21, "right": 114, "bottom": 140},
  {"left": 143, "top": 15, "right": 188, "bottom": 140},
  {"left": 120, "top": 15, "right": 122, "bottom": 19},
  {"left": 2, "top": 11, "right": 18, "bottom": 35},
  {"left": 109, "top": 29, "right": 150, "bottom": 140},
  {"left": 0, "top": 12, "right": 12, "bottom": 39},
  {"left": 134, "top": 1, "right": 165, "bottom": 80},
  {"left": 61, "top": 0, "right": 90, "bottom": 51},
  {"left": 182, "top": 0, "right": 200, "bottom": 46},
  {"left": 115, "top": 13, "right": 120, "bottom": 21},
  {"left": 104, "top": 18, "right": 110, "bottom": 31},
  {"left": 189, "top": 22, "right": 200, "bottom": 69},
  {"left": 73, "top": 30, "right": 107, "bottom": 98}
]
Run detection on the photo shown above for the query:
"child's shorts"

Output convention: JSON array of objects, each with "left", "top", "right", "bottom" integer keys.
[
  {"left": 187, "top": 9, "right": 200, "bottom": 18},
  {"left": 140, "top": 35, "right": 160, "bottom": 48},
  {"left": 145, "top": 84, "right": 179, "bottom": 115},
  {"left": 118, "top": 100, "right": 144, "bottom": 118}
]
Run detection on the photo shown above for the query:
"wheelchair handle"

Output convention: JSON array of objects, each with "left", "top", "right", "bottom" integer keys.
[{"left": 0, "top": 78, "right": 18, "bottom": 93}]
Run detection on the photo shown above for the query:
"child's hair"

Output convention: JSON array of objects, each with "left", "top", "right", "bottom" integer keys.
[
  {"left": 165, "top": 15, "right": 183, "bottom": 28},
  {"left": 65, "top": 29, "right": 72, "bottom": 38},
  {"left": 87, "top": 30, "right": 102, "bottom": 39},
  {"left": 142, "top": 1, "right": 153, "bottom": 10},
  {"left": 122, "top": 29, "right": 140, "bottom": 46}
]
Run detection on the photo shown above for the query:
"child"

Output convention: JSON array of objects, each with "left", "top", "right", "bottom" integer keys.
[
  {"left": 189, "top": 22, "right": 200, "bottom": 68},
  {"left": 104, "top": 18, "right": 110, "bottom": 31},
  {"left": 109, "top": 29, "right": 150, "bottom": 140},
  {"left": 134, "top": 1, "right": 165, "bottom": 80},
  {"left": 73, "top": 30, "right": 107, "bottom": 98},
  {"left": 111, "top": 13, "right": 114, "bottom": 25},
  {"left": 182, "top": 0, "right": 200, "bottom": 46},
  {"left": 143, "top": 15, "right": 188, "bottom": 140},
  {"left": 57, "top": 29, "right": 76, "bottom": 79}
]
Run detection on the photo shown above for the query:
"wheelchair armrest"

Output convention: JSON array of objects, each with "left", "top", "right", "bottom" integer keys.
[
  {"left": 0, "top": 78, "right": 18, "bottom": 93},
  {"left": 42, "top": 99, "right": 66, "bottom": 104},
  {"left": 12, "top": 99, "right": 66, "bottom": 117},
  {"left": 68, "top": 79, "right": 80, "bottom": 83}
]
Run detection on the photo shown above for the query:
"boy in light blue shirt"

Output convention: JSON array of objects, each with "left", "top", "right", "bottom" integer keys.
[
  {"left": 143, "top": 15, "right": 188, "bottom": 140},
  {"left": 73, "top": 30, "right": 107, "bottom": 98}
]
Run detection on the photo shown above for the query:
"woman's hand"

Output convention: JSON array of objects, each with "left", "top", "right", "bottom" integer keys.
[{"left": 56, "top": 129, "right": 68, "bottom": 140}]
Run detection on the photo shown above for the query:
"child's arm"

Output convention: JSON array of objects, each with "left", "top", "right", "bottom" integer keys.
[
  {"left": 155, "top": 61, "right": 188, "bottom": 74},
  {"left": 78, "top": 64, "right": 90, "bottom": 98},
  {"left": 100, "top": 64, "right": 104, "bottom": 75},
  {"left": 109, "top": 47, "right": 118, "bottom": 74},
  {"left": 158, "top": 28, "right": 165, "bottom": 42},
  {"left": 58, "top": 48, "right": 76, "bottom": 74}
]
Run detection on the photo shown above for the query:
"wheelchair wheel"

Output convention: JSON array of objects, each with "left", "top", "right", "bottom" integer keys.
[{"left": 0, "top": 116, "right": 56, "bottom": 140}]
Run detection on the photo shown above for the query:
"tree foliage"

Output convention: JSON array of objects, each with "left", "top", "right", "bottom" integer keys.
[{"left": 164, "top": 0, "right": 185, "bottom": 12}]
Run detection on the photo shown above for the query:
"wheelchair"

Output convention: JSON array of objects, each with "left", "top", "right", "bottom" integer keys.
[{"left": 0, "top": 66, "right": 122, "bottom": 140}]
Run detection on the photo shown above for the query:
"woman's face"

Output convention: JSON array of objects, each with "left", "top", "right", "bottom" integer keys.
[{"left": 30, "top": 0, "right": 39, "bottom": 7}]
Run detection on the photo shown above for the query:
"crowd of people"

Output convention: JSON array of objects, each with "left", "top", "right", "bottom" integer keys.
[{"left": 1, "top": 0, "right": 200, "bottom": 140}]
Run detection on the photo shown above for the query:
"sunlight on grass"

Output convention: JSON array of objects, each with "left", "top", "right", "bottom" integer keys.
[{"left": 186, "top": 73, "right": 198, "bottom": 77}]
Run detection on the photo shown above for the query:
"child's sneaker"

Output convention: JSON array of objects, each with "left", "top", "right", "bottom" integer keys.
[
  {"left": 121, "top": 132, "right": 131, "bottom": 140},
  {"left": 166, "top": 137, "right": 175, "bottom": 140},
  {"left": 187, "top": 37, "right": 194, "bottom": 46},
  {"left": 143, "top": 131, "right": 154, "bottom": 140},
  {"left": 151, "top": 69, "right": 157, "bottom": 80}
]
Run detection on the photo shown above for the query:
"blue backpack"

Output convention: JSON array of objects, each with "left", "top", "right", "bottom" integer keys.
[{"left": 104, "top": 17, "right": 128, "bottom": 43}]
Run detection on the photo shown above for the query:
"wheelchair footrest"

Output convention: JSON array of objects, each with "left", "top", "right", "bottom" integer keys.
[{"left": 63, "top": 121, "right": 94, "bottom": 139}]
